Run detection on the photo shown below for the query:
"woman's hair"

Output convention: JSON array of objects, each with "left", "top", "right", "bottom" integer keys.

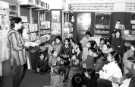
[
  {"left": 11, "top": 17, "right": 22, "bottom": 23},
  {"left": 88, "top": 40, "right": 97, "bottom": 49},
  {"left": 77, "top": 42, "right": 82, "bottom": 51},
  {"left": 10, "top": 17, "right": 24, "bottom": 35},
  {"left": 10, "top": 17, "right": 22, "bottom": 29},
  {"left": 109, "top": 51, "right": 119, "bottom": 61},
  {"left": 89, "top": 48, "right": 97, "bottom": 53}
]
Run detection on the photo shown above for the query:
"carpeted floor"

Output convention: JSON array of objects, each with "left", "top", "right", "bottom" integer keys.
[{"left": 20, "top": 70, "right": 50, "bottom": 87}]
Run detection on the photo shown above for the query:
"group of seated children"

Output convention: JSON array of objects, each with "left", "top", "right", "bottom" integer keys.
[{"left": 30, "top": 33, "right": 135, "bottom": 87}]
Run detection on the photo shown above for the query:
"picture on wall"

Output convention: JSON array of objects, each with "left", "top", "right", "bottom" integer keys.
[
  {"left": 77, "top": 13, "right": 91, "bottom": 31},
  {"left": 94, "top": 13, "right": 111, "bottom": 37},
  {"left": 76, "top": 13, "right": 91, "bottom": 40}
]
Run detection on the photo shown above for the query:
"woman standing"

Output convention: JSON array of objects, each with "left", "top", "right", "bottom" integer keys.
[{"left": 2, "top": 17, "right": 27, "bottom": 87}]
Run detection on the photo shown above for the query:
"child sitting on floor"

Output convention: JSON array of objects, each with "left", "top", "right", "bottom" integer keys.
[
  {"left": 68, "top": 54, "right": 81, "bottom": 87},
  {"left": 48, "top": 50, "right": 64, "bottom": 87},
  {"left": 37, "top": 50, "right": 50, "bottom": 73}
]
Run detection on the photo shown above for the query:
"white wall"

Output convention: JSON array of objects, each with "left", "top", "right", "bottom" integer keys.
[
  {"left": 41, "top": 0, "right": 135, "bottom": 11},
  {"left": 0, "top": 1, "right": 9, "bottom": 9},
  {"left": 42, "top": 0, "right": 65, "bottom": 9}
]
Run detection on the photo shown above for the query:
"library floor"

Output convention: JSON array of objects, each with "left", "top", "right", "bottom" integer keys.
[
  {"left": 20, "top": 70, "right": 50, "bottom": 87},
  {"left": 20, "top": 70, "right": 68, "bottom": 87}
]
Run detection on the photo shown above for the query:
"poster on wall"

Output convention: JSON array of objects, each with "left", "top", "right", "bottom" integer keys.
[
  {"left": 51, "top": 10, "right": 61, "bottom": 35},
  {"left": 77, "top": 13, "right": 91, "bottom": 31},
  {"left": 76, "top": 13, "right": 91, "bottom": 39},
  {"left": 94, "top": 13, "right": 111, "bottom": 37}
]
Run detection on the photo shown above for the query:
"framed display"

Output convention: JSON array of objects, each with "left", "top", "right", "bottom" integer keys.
[
  {"left": 77, "top": 13, "right": 91, "bottom": 31},
  {"left": 76, "top": 13, "right": 91, "bottom": 39},
  {"left": 51, "top": 10, "right": 62, "bottom": 35},
  {"left": 94, "top": 13, "right": 111, "bottom": 37}
]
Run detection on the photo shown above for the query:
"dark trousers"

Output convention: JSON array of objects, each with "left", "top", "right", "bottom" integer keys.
[
  {"left": 129, "top": 77, "right": 135, "bottom": 87},
  {"left": 1, "top": 64, "right": 27, "bottom": 87},
  {"left": 1, "top": 76, "right": 13, "bottom": 87},
  {"left": 30, "top": 52, "right": 40, "bottom": 71},
  {"left": 64, "top": 66, "right": 70, "bottom": 81},
  {"left": 97, "top": 79, "right": 112, "bottom": 87},
  {"left": 0, "top": 77, "right": 2, "bottom": 86}
]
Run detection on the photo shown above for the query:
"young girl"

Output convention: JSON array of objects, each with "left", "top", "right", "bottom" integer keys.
[
  {"left": 49, "top": 50, "right": 64, "bottom": 87},
  {"left": 82, "top": 41, "right": 91, "bottom": 61},
  {"left": 37, "top": 51, "right": 50, "bottom": 73},
  {"left": 101, "top": 39, "right": 113, "bottom": 54},
  {"left": 99, "top": 51, "right": 122, "bottom": 87},
  {"left": 99, "top": 38, "right": 105, "bottom": 50},
  {"left": 82, "top": 41, "right": 98, "bottom": 70}
]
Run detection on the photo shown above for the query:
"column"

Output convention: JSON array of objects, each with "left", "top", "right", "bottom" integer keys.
[{"left": 29, "top": 7, "right": 33, "bottom": 24}]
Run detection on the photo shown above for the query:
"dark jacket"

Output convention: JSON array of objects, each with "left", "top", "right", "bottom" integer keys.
[
  {"left": 60, "top": 44, "right": 72, "bottom": 58},
  {"left": 95, "top": 56, "right": 105, "bottom": 72}
]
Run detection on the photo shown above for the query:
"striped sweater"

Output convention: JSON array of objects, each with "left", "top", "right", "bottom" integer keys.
[{"left": 8, "top": 30, "right": 26, "bottom": 66}]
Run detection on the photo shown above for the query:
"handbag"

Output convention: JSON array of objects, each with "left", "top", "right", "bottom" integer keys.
[{"left": 2, "top": 59, "right": 12, "bottom": 76}]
